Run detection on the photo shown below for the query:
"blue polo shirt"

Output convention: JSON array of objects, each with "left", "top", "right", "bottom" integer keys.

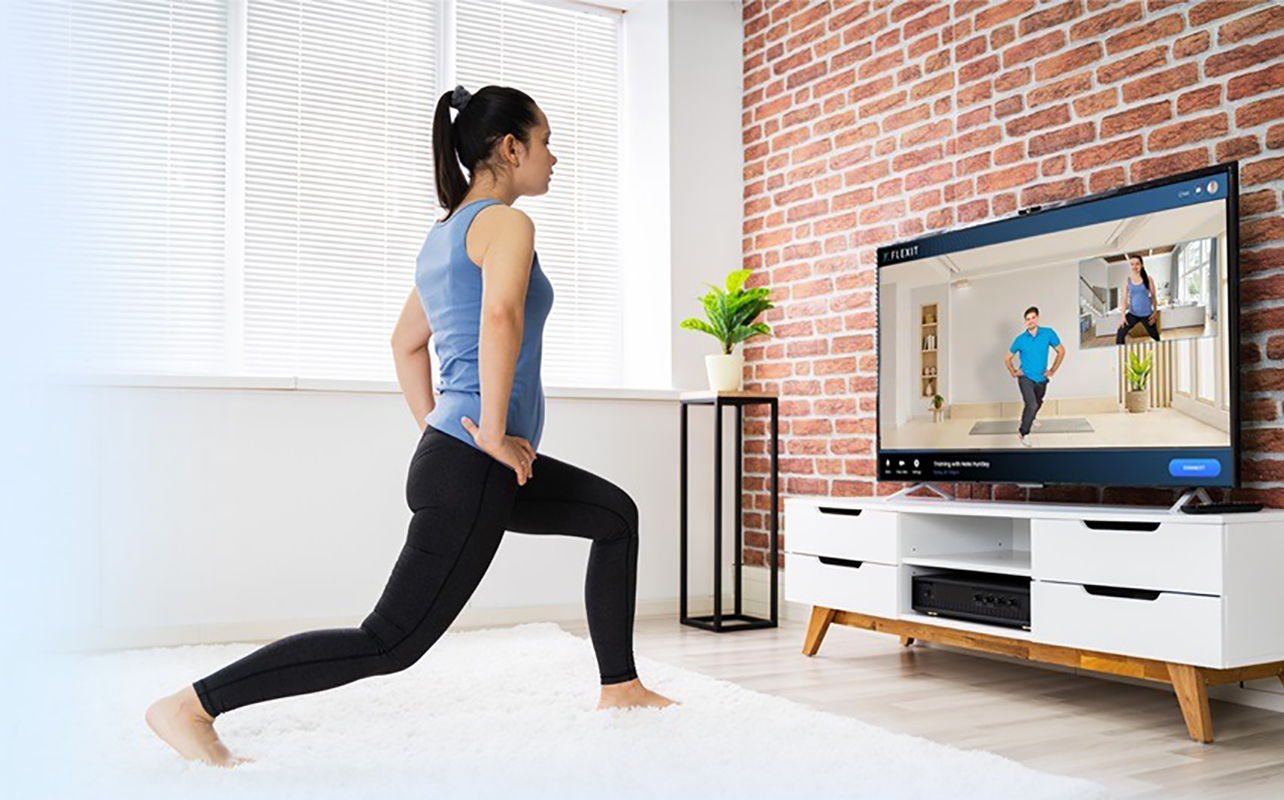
[{"left": 1010, "top": 326, "right": 1061, "bottom": 383}]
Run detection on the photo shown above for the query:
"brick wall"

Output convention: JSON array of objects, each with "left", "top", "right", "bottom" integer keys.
[{"left": 737, "top": 0, "right": 1284, "bottom": 568}]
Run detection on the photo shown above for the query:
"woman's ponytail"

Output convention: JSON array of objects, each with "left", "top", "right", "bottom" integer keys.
[
  {"left": 431, "top": 84, "right": 539, "bottom": 218},
  {"left": 433, "top": 90, "right": 469, "bottom": 214}
]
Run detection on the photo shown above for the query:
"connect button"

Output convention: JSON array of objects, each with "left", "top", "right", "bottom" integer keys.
[{"left": 1168, "top": 458, "right": 1221, "bottom": 478}]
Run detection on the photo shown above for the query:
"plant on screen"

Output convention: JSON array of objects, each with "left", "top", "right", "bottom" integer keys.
[
  {"left": 1125, "top": 350, "right": 1154, "bottom": 392},
  {"left": 680, "top": 269, "right": 775, "bottom": 355}
]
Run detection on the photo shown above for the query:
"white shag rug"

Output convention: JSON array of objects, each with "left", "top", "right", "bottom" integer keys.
[{"left": 51, "top": 622, "right": 1108, "bottom": 800}]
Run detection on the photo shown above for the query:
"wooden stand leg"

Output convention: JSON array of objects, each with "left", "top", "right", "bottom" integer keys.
[
  {"left": 899, "top": 636, "right": 915, "bottom": 647},
  {"left": 1168, "top": 663, "right": 1214, "bottom": 743},
  {"left": 803, "top": 606, "right": 836, "bottom": 656}
]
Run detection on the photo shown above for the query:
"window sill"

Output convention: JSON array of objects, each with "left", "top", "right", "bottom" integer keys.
[{"left": 52, "top": 372, "right": 683, "bottom": 402}]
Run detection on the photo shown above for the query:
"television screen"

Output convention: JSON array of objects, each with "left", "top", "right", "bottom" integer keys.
[{"left": 876, "top": 162, "right": 1239, "bottom": 488}]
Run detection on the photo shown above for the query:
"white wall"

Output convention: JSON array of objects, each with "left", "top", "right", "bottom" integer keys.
[
  {"left": 951, "top": 263, "right": 1117, "bottom": 404},
  {"left": 668, "top": 0, "right": 744, "bottom": 388}
]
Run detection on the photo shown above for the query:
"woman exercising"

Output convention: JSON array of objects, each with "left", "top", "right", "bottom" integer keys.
[
  {"left": 1115, "top": 253, "right": 1160, "bottom": 344},
  {"left": 145, "top": 84, "right": 677, "bottom": 768}
]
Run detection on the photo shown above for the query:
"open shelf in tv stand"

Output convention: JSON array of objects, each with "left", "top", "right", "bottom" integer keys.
[{"left": 783, "top": 496, "right": 1284, "bottom": 743}]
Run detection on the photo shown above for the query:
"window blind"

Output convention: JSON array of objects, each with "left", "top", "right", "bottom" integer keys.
[
  {"left": 60, "top": 0, "right": 625, "bottom": 387},
  {"left": 455, "top": 0, "right": 624, "bottom": 388},
  {"left": 59, "top": 0, "right": 230, "bottom": 375},
  {"left": 243, "top": 0, "right": 439, "bottom": 381}
]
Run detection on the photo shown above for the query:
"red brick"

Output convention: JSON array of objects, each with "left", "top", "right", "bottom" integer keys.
[
  {"left": 955, "top": 34, "right": 988, "bottom": 63},
  {"left": 1105, "top": 14, "right": 1184, "bottom": 56},
  {"left": 1219, "top": 135, "right": 1263, "bottom": 163},
  {"left": 1148, "top": 113, "right": 1229, "bottom": 151},
  {"left": 1243, "top": 342, "right": 1262, "bottom": 364},
  {"left": 1089, "top": 166, "right": 1128, "bottom": 192},
  {"left": 1240, "top": 186, "right": 1276, "bottom": 215},
  {"left": 1241, "top": 248, "right": 1284, "bottom": 275},
  {"left": 995, "top": 142, "right": 1025, "bottom": 165},
  {"left": 1020, "top": 177, "right": 1084, "bottom": 206},
  {"left": 996, "top": 95, "right": 1025, "bottom": 118},
  {"left": 1070, "top": 2, "right": 1143, "bottom": 42},
  {"left": 1006, "top": 103, "right": 1072, "bottom": 136},
  {"left": 911, "top": 71, "right": 955, "bottom": 101},
  {"left": 1243, "top": 216, "right": 1284, "bottom": 247},
  {"left": 1205, "top": 35, "right": 1284, "bottom": 79},
  {"left": 1034, "top": 42, "right": 1103, "bottom": 82},
  {"left": 991, "top": 24, "right": 1017, "bottom": 51},
  {"left": 957, "top": 125, "right": 1003, "bottom": 153},
  {"left": 1019, "top": 0, "right": 1083, "bottom": 36},
  {"left": 1269, "top": 123, "right": 1284, "bottom": 149},
  {"left": 1173, "top": 30, "right": 1211, "bottom": 59},
  {"left": 1218, "top": 5, "right": 1284, "bottom": 46},
  {"left": 1029, "top": 122, "right": 1096, "bottom": 157},
  {"left": 960, "top": 54, "right": 1001, "bottom": 84},
  {"left": 1269, "top": 336, "right": 1284, "bottom": 361},
  {"left": 1189, "top": 0, "right": 1252, "bottom": 28},
  {"left": 1238, "top": 96, "right": 1284, "bottom": 129},
  {"left": 996, "top": 66, "right": 1032, "bottom": 93},
  {"left": 978, "top": 163, "right": 1039, "bottom": 192},
  {"left": 976, "top": 0, "right": 1036, "bottom": 31},
  {"left": 1003, "top": 30, "right": 1066, "bottom": 68},
  {"left": 1243, "top": 156, "right": 1284, "bottom": 188},
  {"left": 1074, "top": 88, "right": 1118, "bottom": 117},
  {"left": 1243, "top": 369, "right": 1284, "bottom": 393},
  {"left": 1242, "top": 306, "right": 1284, "bottom": 335},
  {"left": 1243, "top": 273, "right": 1284, "bottom": 306},
  {"left": 1029, "top": 72, "right": 1093, "bottom": 108},
  {"left": 1072, "top": 135, "right": 1144, "bottom": 171},
  {"left": 1229, "top": 63, "right": 1284, "bottom": 102},
  {"left": 1129, "top": 147, "right": 1209, "bottom": 183},
  {"left": 1096, "top": 45, "right": 1167, "bottom": 85},
  {"left": 1177, "top": 85, "right": 1222, "bottom": 115},
  {"left": 1122, "top": 63, "right": 1199, "bottom": 104},
  {"left": 1100, "top": 100, "right": 1172, "bottom": 138}
]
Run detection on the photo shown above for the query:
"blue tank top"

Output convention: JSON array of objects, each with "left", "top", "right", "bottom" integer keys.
[
  {"left": 1127, "top": 275, "right": 1152, "bottom": 317},
  {"left": 416, "top": 198, "right": 554, "bottom": 453}
]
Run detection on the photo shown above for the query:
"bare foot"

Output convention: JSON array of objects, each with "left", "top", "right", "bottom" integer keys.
[
  {"left": 145, "top": 685, "right": 253, "bottom": 767},
  {"left": 596, "top": 678, "right": 680, "bottom": 710}
]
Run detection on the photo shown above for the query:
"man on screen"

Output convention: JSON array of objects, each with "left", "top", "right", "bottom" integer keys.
[{"left": 1004, "top": 306, "right": 1066, "bottom": 447}]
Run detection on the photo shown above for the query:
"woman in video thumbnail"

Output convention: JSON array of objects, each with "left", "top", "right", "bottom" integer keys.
[{"left": 1115, "top": 253, "right": 1160, "bottom": 344}]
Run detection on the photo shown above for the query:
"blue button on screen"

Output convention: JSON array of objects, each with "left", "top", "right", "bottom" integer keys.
[{"left": 1169, "top": 458, "right": 1221, "bottom": 478}]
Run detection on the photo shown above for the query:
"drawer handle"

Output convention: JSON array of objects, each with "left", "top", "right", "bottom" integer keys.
[
  {"left": 818, "top": 555, "right": 864, "bottom": 569},
  {"left": 1082, "top": 520, "right": 1160, "bottom": 532},
  {"left": 818, "top": 506, "right": 862, "bottom": 517},
  {"left": 1083, "top": 584, "right": 1160, "bottom": 601}
]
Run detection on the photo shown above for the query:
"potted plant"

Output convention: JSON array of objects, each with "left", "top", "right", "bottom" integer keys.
[
  {"left": 680, "top": 268, "right": 775, "bottom": 391},
  {"left": 1125, "top": 349, "right": 1153, "bottom": 413},
  {"left": 930, "top": 393, "right": 945, "bottom": 423}
]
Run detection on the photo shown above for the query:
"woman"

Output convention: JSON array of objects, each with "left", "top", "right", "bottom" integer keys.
[
  {"left": 144, "top": 84, "right": 676, "bottom": 768},
  {"left": 1115, "top": 253, "right": 1160, "bottom": 344}
]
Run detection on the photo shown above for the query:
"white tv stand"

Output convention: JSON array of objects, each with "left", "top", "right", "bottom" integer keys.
[{"left": 783, "top": 495, "right": 1284, "bottom": 743}]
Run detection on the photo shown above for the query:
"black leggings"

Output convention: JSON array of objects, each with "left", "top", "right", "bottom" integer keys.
[
  {"left": 193, "top": 425, "right": 640, "bottom": 718},
  {"left": 1116, "top": 312, "right": 1160, "bottom": 343}
]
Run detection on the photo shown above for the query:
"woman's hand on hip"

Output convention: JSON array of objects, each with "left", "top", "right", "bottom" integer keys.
[{"left": 460, "top": 416, "right": 537, "bottom": 484}]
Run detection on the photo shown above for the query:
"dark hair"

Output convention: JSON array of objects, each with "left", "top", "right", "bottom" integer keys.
[
  {"left": 1024, "top": 306, "right": 1039, "bottom": 318},
  {"left": 432, "top": 85, "right": 540, "bottom": 217},
  {"left": 1127, "top": 253, "right": 1152, "bottom": 292}
]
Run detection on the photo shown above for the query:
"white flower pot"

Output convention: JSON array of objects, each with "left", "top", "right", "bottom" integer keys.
[{"left": 705, "top": 351, "right": 744, "bottom": 391}]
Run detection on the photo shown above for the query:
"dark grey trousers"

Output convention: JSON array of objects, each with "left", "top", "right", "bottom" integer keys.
[{"left": 1017, "top": 375, "right": 1048, "bottom": 436}]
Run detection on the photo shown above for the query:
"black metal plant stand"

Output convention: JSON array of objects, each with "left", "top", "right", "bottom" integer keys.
[{"left": 679, "top": 390, "right": 779, "bottom": 632}]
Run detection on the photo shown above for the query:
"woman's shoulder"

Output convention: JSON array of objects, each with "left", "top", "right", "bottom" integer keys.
[{"left": 471, "top": 203, "right": 535, "bottom": 245}]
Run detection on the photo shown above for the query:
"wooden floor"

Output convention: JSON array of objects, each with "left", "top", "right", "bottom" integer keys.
[{"left": 546, "top": 612, "right": 1284, "bottom": 799}]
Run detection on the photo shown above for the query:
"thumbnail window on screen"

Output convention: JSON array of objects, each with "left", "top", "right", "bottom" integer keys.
[{"left": 878, "top": 199, "right": 1231, "bottom": 452}]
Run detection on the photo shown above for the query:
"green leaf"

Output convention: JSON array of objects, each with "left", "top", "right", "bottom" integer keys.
[{"left": 726, "top": 269, "right": 752, "bottom": 293}]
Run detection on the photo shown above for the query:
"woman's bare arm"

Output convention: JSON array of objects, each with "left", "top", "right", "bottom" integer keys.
[
  {"left": 475, "top": 207, "right": 536, "bottom": 447},
  {"left": 391, "top": 287, "right": 434, "bottom": 432}
]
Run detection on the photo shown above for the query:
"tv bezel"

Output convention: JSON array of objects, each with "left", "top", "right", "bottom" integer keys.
[{"left": 874, "top": 160, "right": 1241, "bottom": 489}]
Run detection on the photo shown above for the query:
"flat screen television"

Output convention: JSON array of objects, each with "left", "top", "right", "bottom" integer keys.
[{"left": 876, "top": 161, "right": 1240, "bottom": 489}]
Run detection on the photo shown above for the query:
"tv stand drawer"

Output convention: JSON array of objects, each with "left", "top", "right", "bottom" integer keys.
[
  {"left": 1031, "top": 518, "right": 1222, "bottom": 595},
  {"left": 784, "top": 553, "right": 898, "bottom": 617},
  {"left": 785, "top": 500, "right": 898, "bottom": 564},
  {"left": 1032, "top": 579, "right": 1223, "bottom": 667}
]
